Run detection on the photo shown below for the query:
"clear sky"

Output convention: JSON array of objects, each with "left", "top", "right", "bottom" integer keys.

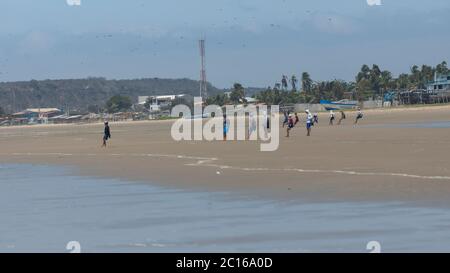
[{"left": 0, "top": 0, "right": 449, "bottom": 88}]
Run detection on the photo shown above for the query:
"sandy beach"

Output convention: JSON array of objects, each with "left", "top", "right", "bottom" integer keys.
[{"left": 1, "top": 105, "right": 450, "bottom": 203}]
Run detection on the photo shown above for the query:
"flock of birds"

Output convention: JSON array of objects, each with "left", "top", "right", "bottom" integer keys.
[{"left": 0, "top": 4, "right": 333, "bottom": 77}]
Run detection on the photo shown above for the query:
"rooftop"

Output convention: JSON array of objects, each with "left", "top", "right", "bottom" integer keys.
[{"left": 12, "top": 108, "right": 61, "bottom": 116}]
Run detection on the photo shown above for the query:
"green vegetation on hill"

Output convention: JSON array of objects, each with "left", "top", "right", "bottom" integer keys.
[
  {"left": 0, "top": 61, "right": 448, "bottom": 112},
  {"left": 206, "top": 83, "right": 247, "bottom": 106},
  {"left": 0, "top": 77, "right": 220, "bottom": 114},
  {"left": 105, "top": 95, "right": 132, "bottom": 113}
]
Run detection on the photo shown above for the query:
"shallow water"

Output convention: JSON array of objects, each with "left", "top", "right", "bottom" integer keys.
[
  {"left": 1, "top": 164, "right": 450, "bottom": 252},
  {"left": 361, "top": 121, "right": 450, "bottom": 128}
]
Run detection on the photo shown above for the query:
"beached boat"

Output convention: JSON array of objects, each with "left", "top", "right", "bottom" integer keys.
[{"left": 320, "top": 99, "right": 358, "bottom": 111}]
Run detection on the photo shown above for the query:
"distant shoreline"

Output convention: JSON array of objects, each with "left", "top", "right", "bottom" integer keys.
[{"left": 2, "top": 103, "right": 450, "bottom": 130}]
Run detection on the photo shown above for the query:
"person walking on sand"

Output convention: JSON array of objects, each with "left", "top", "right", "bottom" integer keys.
[
  {"left": 329, "top": 110, "right": 335, "bottom": 125},
  {"left": 286, "top": 114, "right": 294, "bottom": 137},
  {"left": 282, "top": 111, "right": 288, "bottom": 128},
  {"left": 306, "top": 110, "right": 313, "bottom": 136},
  {"left": 313, "top": 113, "right": 319, "bottom": 125},
  {"left": 262, "top": 110, "right": 269, "bottom": 138},
  {"left": 355, "top": 107, "right": 364, "bottom": 124},
  {"left": 338, "top": 110, "right": 346, "bottom": 125},
  {"left": 102, "top": 121, "right": 111, "bottom": 147},
  {"left": 223, "top": 114, "right": 229, "bottom": 141},
  {"left": 248, "top": 112, "right": 257, "bottom": 140},
  {"left": 294, "top": 112, "right": 300, "bottom": 127}
]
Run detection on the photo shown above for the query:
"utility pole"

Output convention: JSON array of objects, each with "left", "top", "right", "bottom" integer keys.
[
  {"left": 199, "top": 39, "right": 207, "bottom": 100},
  {"left": 12, "top": 89, "right": 16, "bottom": 113}
]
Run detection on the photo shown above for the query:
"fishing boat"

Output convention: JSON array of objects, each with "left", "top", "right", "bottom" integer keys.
[{"left": 320, "top": 99, "right": 358, "bottom": 111}]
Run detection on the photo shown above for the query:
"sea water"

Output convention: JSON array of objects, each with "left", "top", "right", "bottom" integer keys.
[{"left": 1, "top": 164, "right": 450, "bottom": 252}]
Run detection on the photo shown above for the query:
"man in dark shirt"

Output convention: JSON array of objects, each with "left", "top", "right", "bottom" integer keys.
[{"left": 102, "top": 121, "right": 111, "bottom": 147}]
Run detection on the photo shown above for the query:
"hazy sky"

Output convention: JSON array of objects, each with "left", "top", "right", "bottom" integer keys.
[{"left": 0, "top": 0, "right": 449, "bottom": 88}]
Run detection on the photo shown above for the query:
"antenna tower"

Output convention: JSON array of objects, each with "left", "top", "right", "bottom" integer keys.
[{"left": 199, "top": 39, "right": 207, "bottom": 100}]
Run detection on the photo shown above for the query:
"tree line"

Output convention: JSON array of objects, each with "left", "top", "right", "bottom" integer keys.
[
  {"left": 206, "top": 61, "right": 449, "bottom": 106},
  {"left": 1, "top": 61, "right": 448, "bottom": 115}
]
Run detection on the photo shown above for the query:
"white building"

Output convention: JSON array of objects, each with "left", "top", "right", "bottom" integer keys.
[{"left": 138, "top": 94, "right": 187, "bottom": 106}]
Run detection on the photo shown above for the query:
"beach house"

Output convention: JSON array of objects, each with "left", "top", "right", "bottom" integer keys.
[
  {"left": 427, "top": 74, "right": 450, "bottom": 92},
  {"left": 427, "top": 73, "right": 450, "bottom": 103}
]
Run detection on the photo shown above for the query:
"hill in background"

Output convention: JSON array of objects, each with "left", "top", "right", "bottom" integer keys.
[{"left": 0, "top": 77, "right": 222, "bottom": 114}]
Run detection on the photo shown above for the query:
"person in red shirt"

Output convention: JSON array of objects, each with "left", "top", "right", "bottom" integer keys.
[{"left": 286, "top": 114, "right": 294, "bottom": 137}]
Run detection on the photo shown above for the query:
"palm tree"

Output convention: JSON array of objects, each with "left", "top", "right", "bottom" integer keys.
[
  {"left": 301, "top": 72, "right": 313, "bottom": 94},
  {"left": 355, "top": 78, "right": 371, "bottom": 101},
  {"left": 230, "top": 83, "right": 246, "bottom": 104},
  {"left": 380, "top": 70, "right": 393, "bottom": 101},
  {"left": 396, "top": 74, "right": 409, "bottom": 90},
  {"left": 256, "top": 87, "right": 274, "bottom": 105},
  {"left": 409, "top": 65, "right": 421, "bottom": 89},
  {"left": 370, "top": 64, "right": 382, "bottom": 95},
  {"left": 356, "top": 64, "right": 371, "bottom": 82},
  {"left": 290, "top": 75, "right": 298, "bottom": 91},
  {"left": 436, "top": 61, "right": 448, "bottom": 76},
  {"left": 281, "top": 75, "right": 289, "bottom": 91},
  {"left": 421, "top": 65, "right": 434, "bottom": 85}
]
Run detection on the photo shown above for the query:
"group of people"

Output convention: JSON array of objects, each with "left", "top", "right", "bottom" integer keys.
[
  {"left": 284, "top": 107, "right": 364, "bottom": 137},
  {"left": 328, "top": 110, "right": 345, "bottom": 125},
  {"left": 101, "top": 107, "right": 364, "bottom": 146},
  {"left": 222, "top": 111, "right": 270, "bottom": 141}
]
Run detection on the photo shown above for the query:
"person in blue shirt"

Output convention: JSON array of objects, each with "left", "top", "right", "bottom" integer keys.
[{"left": 223, "top": 114, "right": 229, "bottom": 141}]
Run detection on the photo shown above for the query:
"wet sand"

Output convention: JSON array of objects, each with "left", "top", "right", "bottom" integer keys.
[
  {"left": 1, "top": 105, "right": 450, "bottom": 203},
  {"left": 4, "top": 164, "right": 450, "bottom": 253}
]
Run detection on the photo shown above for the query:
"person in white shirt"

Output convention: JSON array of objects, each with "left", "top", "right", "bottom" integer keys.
[
  {"left": 262, "top": 110, "right": 269, "bottom": 138},
  {"left": 329, "top": 110, "right": 335, "bottom": 125},
  {"left": 305, "top": 110, "right": 313, "bottom": 136},
  {"left": 248, "top": 112, "right": 257, "bottom": 140}
]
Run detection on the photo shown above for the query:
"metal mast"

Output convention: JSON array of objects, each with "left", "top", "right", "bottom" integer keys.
[{"left": 199, "top": 39, "right": 207, "bottom": 100}]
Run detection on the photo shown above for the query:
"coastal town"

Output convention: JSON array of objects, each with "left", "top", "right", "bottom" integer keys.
[{"left": 1, "top": 67, "right": 449, "bottom": 126}]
